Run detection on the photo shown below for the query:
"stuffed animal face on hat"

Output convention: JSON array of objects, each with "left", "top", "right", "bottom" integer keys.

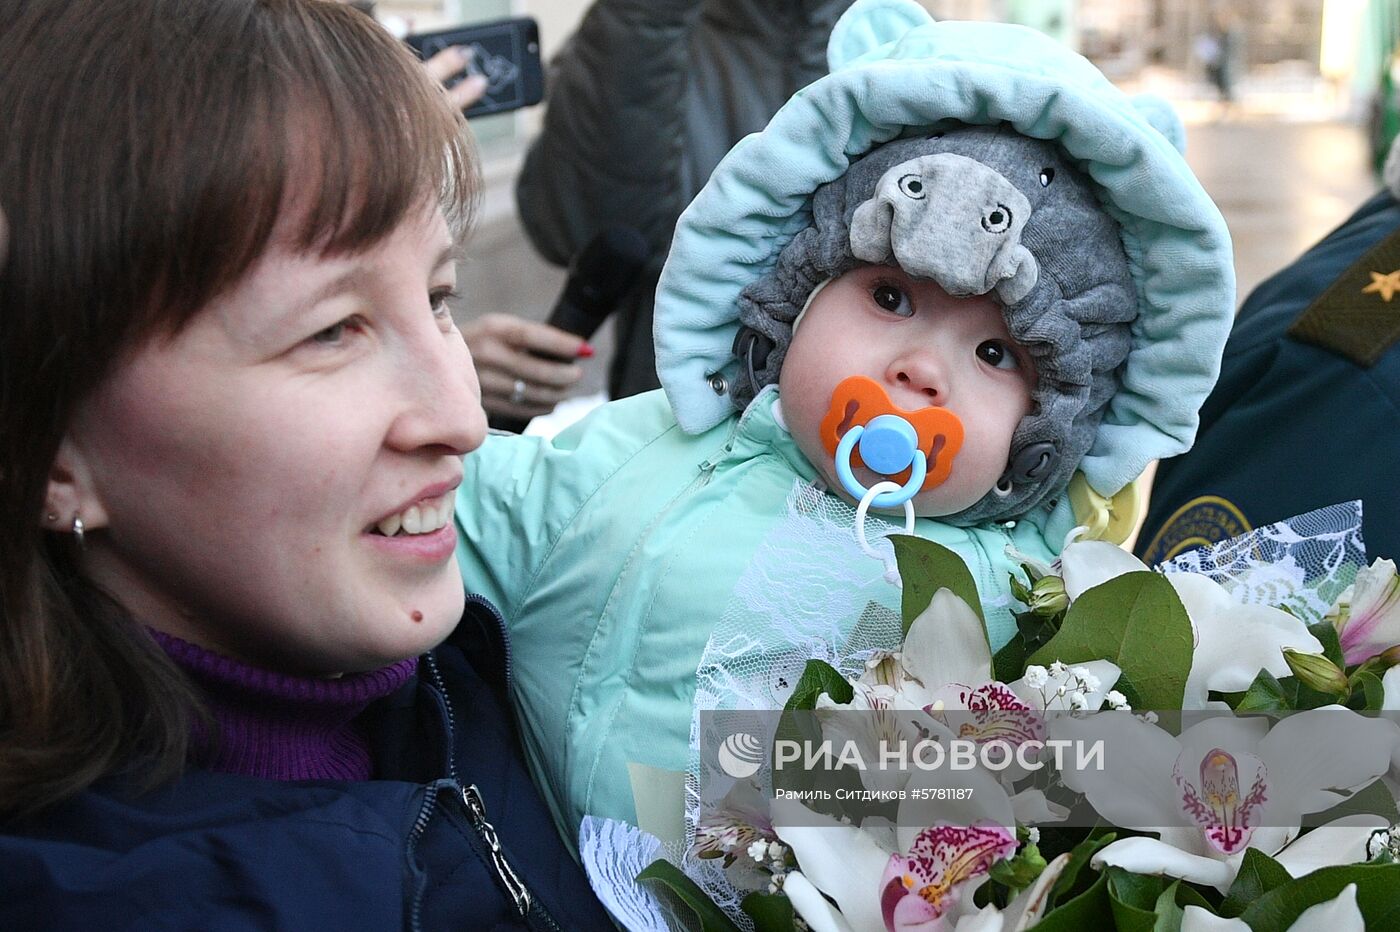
[
  {"left": 779, "top": 263, "right": 1038, "bottom": 517},
  {"left": 736, "top": 124, "right": 1139, "bottom": 524}
]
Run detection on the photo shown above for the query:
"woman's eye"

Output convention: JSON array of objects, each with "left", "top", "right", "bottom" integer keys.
[
  {"left": 309, "top": 317, "right": 364, "bottom": 346},
  {"left": 871, "top": 283, "right": 913, "bottom": 317},
  {"left": 977, "top": 339, "right": 1020, "bottom": 370},
  {"left": 430, "top": 286, "right": 459, "bottom": 318}
]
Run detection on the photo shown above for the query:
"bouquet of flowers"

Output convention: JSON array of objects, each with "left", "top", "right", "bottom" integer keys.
[{"left": 582, "top": 500, "right": 1400, "bottom": 932}]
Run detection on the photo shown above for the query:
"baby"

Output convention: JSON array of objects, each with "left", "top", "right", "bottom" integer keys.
[{"left": 454, "top": 0, "right": 1234, "bottom": 840}]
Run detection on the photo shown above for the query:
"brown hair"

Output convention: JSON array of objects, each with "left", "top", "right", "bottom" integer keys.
[{"left": 0, "top": 0, "right": 477, "bottom": 818}]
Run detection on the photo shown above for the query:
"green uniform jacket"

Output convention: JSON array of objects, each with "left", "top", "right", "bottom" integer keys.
[{"left": 454, "top": 388, "right": 1068, "bottom": 839}]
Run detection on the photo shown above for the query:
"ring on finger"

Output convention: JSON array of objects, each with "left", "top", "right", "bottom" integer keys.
[{"left": 510, "top": 378, "right": 528, "bottom": 405}]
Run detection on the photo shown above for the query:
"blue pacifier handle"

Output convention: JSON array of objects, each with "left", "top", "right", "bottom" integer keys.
[{"left": 834, "top": 414, "right": 927, "bottom": 508}]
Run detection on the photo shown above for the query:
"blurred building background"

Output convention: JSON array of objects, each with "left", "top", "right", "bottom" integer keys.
[{"left": 380, "top": 0, "right": 1400, "bottom": 401}]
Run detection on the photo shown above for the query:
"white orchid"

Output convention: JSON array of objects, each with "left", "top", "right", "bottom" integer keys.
[
  {"left": 1327, "top": 558, "right": 1400, "bottom": 665},
  {"left": 1052, "top": 710, "right": 1396, "bottom": 891},
  {"left": 771, "top": 766, "right": 1021, "bottom": 932},
  {"left": 778, "top": 806, "right": 1069, "bottom": 929},
  {"left": 815, "top": 588, "right": 1117, "bottom": 800},
  {"left": 1060, "top": 541, "right": 1323, "bottom": 709},
  {"left": 1180, "top": 883, "right": 1364, "bottom": 932}
]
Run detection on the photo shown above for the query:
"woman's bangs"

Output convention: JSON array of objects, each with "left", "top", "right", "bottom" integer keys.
[{"left": 268, "top": 3, "right": 479, "bottom": 255}]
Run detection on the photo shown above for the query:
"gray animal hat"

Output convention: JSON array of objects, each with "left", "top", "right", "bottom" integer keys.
[{"left": 732, "top": 124, "right": 1138, "bottom": 525}]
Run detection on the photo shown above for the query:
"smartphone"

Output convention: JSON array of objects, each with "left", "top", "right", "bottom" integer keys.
[{"left": 405, "top": 17, "right": 544, "bottom": 119}]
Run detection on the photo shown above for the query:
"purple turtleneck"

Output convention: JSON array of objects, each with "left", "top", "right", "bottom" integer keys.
[{"left": 149, "top": 629, "right": 418, "bottom": 782}]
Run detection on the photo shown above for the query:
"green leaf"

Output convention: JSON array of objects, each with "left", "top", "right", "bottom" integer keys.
[
  {"left": 740, "top": 891, "right": 796, "bottom": 932},
  {"left": 1032, "top": 871, "right": 1114, "bottom": 931},
  {"left": 1173, "top": 882, "right": 1214, "bottom": 912},
  {"left": 636, "top": 859, "right": 744, "bottom": 932},
  {"left": 1010, "top": 571, "right": 1033, "bottom": 606},
  {"left": 1152, "top": 881, "right": 1185, "bottom": 932},
  {"left": 1308, "top": 620, "right": 1346, "bottom": 668},
  {"left": 1231, "top": 670, "right": 1296, "bottom": 713},
  {"left": 1051, "top": 831, "right": 1117, "bottom": 906},
  {"left": 989, "top": 842, "right": 1048, "bottom": 893},
  {"left": 783, "top": 659, "right": 854, "bottom": 711},
  {"left": 1306, "top": 778, "right": 1400, "bottom": 828},
  {"left": 1229, "top": 667, "right": 1340, "bottom": 712},
  {"left": 891, "top": 535, "right": 984, "bottom": 633},
  {"left": 993, "top": 636, "right": 1029, "bottom": 684},
  {"left": 1108, "top": 867, "right": 1166, "bottom": 910},
  {"left": 1350, "top": 669, "right": 1386, "bottom": 712},
  {"left": 1219, "top": 848, "right": 1292, "bottom": 918},
  {"left": 1239, "top": 863, "right": 1400, "bottom": 932},
  {"left": 1017, "top": 606, "right": 1062, "bottom": 653},
  {"left": 1027, "top": 572, "right": 1194, "bottom": 709},
  {"left": 1107, "top": 867, "right": 1166, "bottom": 932}
]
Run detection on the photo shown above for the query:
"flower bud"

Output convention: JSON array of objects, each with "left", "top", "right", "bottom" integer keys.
[
  {"left": 1028, "top": 575, "right": 1069, "bottom": 616},
  {"left": 1379, "top": 644, "right": 1400, "bottom": 669},
  {"left": 1283, "top": 649, "right": 1349, "bottom": 696}
]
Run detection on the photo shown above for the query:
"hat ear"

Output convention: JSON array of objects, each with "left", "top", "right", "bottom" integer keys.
[
  {"left": 1130, "top": 94, "right": 1187, "bottom": 155},
  {"left": 850, "top": 195, "right": 896, "bottom": 264},
  {"left": 827, "top": 0, "right": 933, "bottom": 73}
]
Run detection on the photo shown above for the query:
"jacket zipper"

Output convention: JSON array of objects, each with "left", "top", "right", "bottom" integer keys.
[
  {"left": 461, "top": 783, "right": 536, "bottom": 921},
  {"left": 464, "top": 591, "right": 514, "bottom": 696},
  {"left": 417, "top": 652, "right": 550, "bottom": 928}
]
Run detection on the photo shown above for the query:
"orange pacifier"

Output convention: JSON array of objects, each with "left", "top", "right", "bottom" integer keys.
[{"left": 820, "top": 376, "right": 964, "bottom": 508}]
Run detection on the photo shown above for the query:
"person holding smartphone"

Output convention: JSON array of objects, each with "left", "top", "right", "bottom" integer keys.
[
  {"left": 341, "top": 0, "right": 489, "bottom": 110},
  {"left": 516, "top": 0, "right": 857, "bottom": 402}
]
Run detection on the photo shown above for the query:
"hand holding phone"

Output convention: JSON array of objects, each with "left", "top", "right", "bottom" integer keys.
[
  {"left": 406, "top": 17, "right": 544, "bottom": 119},
  {"left": 422, "top": 46, "right": 490, "bottom": 110}
]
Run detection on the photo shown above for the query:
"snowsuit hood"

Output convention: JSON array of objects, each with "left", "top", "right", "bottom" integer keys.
[{"left": 654, "top": 0, "right": 1235, "bottom": 505}]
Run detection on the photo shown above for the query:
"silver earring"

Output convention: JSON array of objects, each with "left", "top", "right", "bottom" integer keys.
[
  {"left": 46, "top": 512, "right": 58, "bottom": 522},
  {"left": 72, "top": 515, "right": 85, "bottom": 547}
]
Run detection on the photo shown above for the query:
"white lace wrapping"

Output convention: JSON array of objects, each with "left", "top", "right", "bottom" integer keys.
[{"left": 1160, "top": 500, "right": 1364, "bottom": 623}]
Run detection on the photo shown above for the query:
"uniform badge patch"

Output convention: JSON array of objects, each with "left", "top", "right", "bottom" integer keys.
[{"left": 1140, "top": 495, "right": 1252, "bottom": 566}]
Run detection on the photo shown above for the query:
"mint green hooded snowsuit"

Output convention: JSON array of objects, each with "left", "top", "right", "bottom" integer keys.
[{"left": 454, "top": 0, "right": 1235, "bottom": 842}]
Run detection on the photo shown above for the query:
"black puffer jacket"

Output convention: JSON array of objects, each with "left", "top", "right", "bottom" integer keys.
[
  {"left": 516, "top": 0, "right": 854, "bottom": 398},
  {"left": 0, "top": 596, "right": 613, "bottom": 931}
]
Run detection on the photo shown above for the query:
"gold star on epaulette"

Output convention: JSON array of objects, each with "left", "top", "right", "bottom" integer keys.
[
  {"left": 1362, "top": 269, "right": 1400, "bottom": 302},
  {"left": 1289, "top": 224, "right": 1400, "bottom": 368}
]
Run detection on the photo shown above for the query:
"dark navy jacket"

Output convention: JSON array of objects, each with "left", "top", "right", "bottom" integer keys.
[
  {"left": 0, "top": 595, "right": 614, "bottom": 931},
  {"left": 1140, "top": 190, "right": 1400, "bottom": 565}
]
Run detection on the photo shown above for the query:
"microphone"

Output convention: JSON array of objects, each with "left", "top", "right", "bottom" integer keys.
[{"left": 490, "top": 226, "right": 650, "bottom": 433}]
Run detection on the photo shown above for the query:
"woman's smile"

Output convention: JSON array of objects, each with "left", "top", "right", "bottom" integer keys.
[{"left": 364, "top": 484, "right": 461, "bottom": 563}]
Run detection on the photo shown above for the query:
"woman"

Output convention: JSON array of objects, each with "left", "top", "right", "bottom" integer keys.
[{"left": 0, "top": 2, "right": 610, "bottom": 928}]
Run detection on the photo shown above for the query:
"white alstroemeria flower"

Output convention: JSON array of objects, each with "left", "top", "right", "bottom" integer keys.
[
  {"left": 692, "top": 778, "right": 778, "bottom": 864},
  {"left": 773, "top": 766, "right": 1019, "bottom": 932},
  {"left": 1060, "top": 541, "right": 1323, "bottom": 709},
  {"left": 1053, "top": 711, "right": 1395, "bottom": 891},
  {"left": 1180, "top": 883, "right": 1364, "bottom": 932},
  {"left": 1328, "top": 558, "right": 1400, "bottom": 665}
]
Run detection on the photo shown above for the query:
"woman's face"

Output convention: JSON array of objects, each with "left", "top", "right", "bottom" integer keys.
[{"left": 62, "top": 206, "right": 487, "bottom": 674}]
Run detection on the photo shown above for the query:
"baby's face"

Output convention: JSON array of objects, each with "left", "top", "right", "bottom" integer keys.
[{"left": 779, "top": 264, "right": 1037, "bottom": 517}]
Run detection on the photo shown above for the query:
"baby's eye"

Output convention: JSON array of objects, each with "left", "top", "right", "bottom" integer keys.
[
  {"left": 976, "top": 339, "right": 1020, "bottom": 370},
  {"left": 871, "top": 283, "right": 914, "bottom": 317}
]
